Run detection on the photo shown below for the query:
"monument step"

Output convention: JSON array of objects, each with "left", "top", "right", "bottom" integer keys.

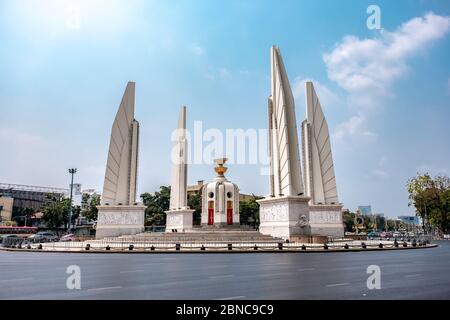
[{"left": 104, "top": 230, "right": 283, "bottom": 243}]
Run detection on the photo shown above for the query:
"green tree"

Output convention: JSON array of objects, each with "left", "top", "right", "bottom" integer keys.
[
  {"left": 407, "top": 173, "right": 450, "bottom": 234},
  {"left": 188, "top": 193, "right": 202, "bottom": 225},
  {"left": 141, "top": 186, "right": 171, "bottom": 226},
  {"left": 386, "top": 219, "right": 397, "bottom": 231},
  {"left": 342, "top": 210, "right": 355, "bottom": 232},
  {"left": 12, "top": 207, "right": 36, "bottom": 226},
  {"left": 239, "top": 196, "right": 261, "bottom": 227},
  {"left": 42, "top": 194, "right": 71, "bottom": 228},
  {"left": 81, "top": 193, "right": 101, "bottom": 221}
]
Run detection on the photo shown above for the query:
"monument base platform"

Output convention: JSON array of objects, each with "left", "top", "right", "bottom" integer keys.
[
  {"left": 165, "top": 209, "right": 195, "bottom": 232},
  {"left": 257, "top": 196, "right": 311, "bottom": 240},
  {"left": 200, "top": 223, "right": 241, "bottom": 229},
  {"left": 308, "top": 204, "right": 344, "bottom": 238},
  {"left": 95, "top": 205, "right": 145, "bottom": 239}
]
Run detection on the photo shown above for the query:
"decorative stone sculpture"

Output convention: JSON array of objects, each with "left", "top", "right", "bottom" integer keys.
[
  {"left": 96, "top": 82, "right": 145, "bottom": 239},
  {"left": 301, "top": 81, "right": 344, "bottom": 238},
  {"left": 257, "top": 46, "right": 311, "bottom": 239}
]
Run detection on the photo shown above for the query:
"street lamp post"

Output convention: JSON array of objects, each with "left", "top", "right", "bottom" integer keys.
[{"left": 68, "top": 168, "right": 77, "bottom": 233}]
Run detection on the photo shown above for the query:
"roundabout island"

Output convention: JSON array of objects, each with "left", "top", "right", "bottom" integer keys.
[{"left": 0, "top": 230, "right": 437, "bottom": 253}]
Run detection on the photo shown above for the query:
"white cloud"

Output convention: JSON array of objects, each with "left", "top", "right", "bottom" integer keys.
[
  {"left": 323, "top": 12, "right": 450, "bottom": 106},
  {"left": 191, "top": 43, "right": 204, "bottom": 56},
  {"left": 292, "top": 77, "right": 340, "bottom": 109},
  {"left": 332, "top": 114, "right": 376, "bottom": 143},
  {"left": 66, "top": 5, "right": 81, "bottom": 31},
  {"left": 325, "top": 13, "right": 450, "bottom": 145}
]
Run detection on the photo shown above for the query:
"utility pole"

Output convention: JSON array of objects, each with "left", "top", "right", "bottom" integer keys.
[{"left": 68, "top": 168, "right": 77, "bottom": 233}]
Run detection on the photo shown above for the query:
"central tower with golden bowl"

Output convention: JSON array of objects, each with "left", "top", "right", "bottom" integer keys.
[{"left": 201, "top": 158, "right": 240, "bottom": 228}]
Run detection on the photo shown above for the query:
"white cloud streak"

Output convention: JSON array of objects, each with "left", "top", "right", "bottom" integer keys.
[
  {"left": 292, "top": 77, "right": 340, "bottom": 109},
  {"left": 324, "top": 12, "right": 450, "bottom": 143},
  {"left": 332, "top": 114, "right": 376, "bottom": 143},
  {"left": 324, "top": 12, "right": 450, "bottom": 100}
]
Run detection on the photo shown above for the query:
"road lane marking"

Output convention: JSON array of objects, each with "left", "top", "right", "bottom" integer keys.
[
  {"left": 237, "top": 272, "right": 292, "bottom": 280},
  {"left": 208, "top": 275, "right": 235, "bottom": 279},
  {"left": 297, "top": 268, "right": 315, "bottom": 272},
  {"left": 326, "top": 283, "right": 350, "bottom": 287},
  {"left": 216, "top": 296, "right": 245, "bottom": 300},
  {"left": 0, "top": 277, "right": 33, "bottom": 282},
  {"left": 119, "top": 270, "right": 144, "bottom": 274},
  {"left": 404, "top": 274, "right": 421, "bottom": 278},
  {"left": 87, "top": 286, "right": 122, "bottom": 292},
  {"left": 206, "top": 265, "right": 229, "bottom": 268},
  {"left": 257, "top": 272, "right": 291, "bottom": 277}
]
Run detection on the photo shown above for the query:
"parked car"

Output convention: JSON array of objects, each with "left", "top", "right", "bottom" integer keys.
[
  {"left": 28, "top": 231, "right": 59, "bottom": 243},
  {"left": 393, "top": 232, "right": 401, "bottom": 238},
  {"left": 0, "top": 234, "right": 24, "bottom": 247},
  {"left": 60, "top": 234, "right": 76, "bottom": 242},
  {"left": 0, "top": 234, "right": 20, "bottom": 244},
  {"left": 367, "top": 231, "right": 380, "bottom": 238}
]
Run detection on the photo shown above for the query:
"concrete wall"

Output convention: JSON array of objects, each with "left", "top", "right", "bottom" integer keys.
[{"left": 0, "top": 196, "right": 13, "bottom": 221}]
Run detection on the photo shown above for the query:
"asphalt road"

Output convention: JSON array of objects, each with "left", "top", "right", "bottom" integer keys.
[{"left": 1, "top": 241, "right": 449, "bottom": 300}]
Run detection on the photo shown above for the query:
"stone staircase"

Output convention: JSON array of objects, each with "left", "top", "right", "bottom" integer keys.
[{"left": 105, "top": 229, "right": 283, "bottom": 244}]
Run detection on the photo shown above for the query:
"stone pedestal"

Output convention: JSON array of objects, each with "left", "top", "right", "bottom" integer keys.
[
  {"left": 95, "top": 205, "right": 145, "bottom": 239},
  {"left": 257, "top": 196, "right": 311, "bottom": 240},
  {"left": 165, "top": 209, "right": 195, "bottom": 232},
  {"left": 308, "top": 204, "right": 344, "bottom": 238}
]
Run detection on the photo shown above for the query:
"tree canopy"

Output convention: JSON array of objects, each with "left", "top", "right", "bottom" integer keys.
[
  {"left": 140, "top": 186, "right": 171, "bottom": 226},
  {"left": 239, "top": 196, "right": 261, "bottom": 227},
  {"left": 407, "top": 173, "right": 450, "bottom": 234},
  {"left": 81, "top": 193, "right": 101, "bottom": 221},
  {"left": 42, "top": 194, "right": 71, "bottom": 228}
]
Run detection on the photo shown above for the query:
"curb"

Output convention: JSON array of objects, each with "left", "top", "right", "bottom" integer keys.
[{"left": 0, "top": 244, "right": 438, "bottom": 254}]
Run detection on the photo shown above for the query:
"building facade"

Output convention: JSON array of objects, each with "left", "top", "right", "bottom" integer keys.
[{"left": 0, "top": 183, "right": 68, "bottom": 224}]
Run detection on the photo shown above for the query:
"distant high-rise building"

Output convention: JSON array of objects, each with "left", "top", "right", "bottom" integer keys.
[
  {"left": 398, "top": 215, "right": 421, "bottom": 225},
  {"left": 358, "top": 205, "right": 372, "bottom": 216}
]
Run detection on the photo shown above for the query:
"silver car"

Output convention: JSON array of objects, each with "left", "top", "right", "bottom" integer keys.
[{"left": 28, "top": 231, "right": 59, "bottom": 243}]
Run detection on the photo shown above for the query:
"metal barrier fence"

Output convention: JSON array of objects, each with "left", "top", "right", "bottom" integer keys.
[{"left": 16, "top": 238, "right": 430, "bottom": 252}]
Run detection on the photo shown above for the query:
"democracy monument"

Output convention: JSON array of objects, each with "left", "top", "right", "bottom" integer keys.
[
  {"left": 95, "top": 46, "right": 344, "bottom": 241},
  {"left": 95, "top": 82, "right": 145, "bottom": 239}
]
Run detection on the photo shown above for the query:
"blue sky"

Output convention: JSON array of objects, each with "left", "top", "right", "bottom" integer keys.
[{"left": 1, "top": 0, "right": 449, "bottom": 218}]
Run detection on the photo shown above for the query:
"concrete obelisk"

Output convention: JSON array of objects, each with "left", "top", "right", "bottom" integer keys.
[
  {"left": 95, "top": 81, "right": 145, "bottom": 239},
  {"left": 165, "top": 106, "right": 194, "bottom": 232},
  {"left": 257, "top": 46, "right": 311, "bottom": 240}
]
